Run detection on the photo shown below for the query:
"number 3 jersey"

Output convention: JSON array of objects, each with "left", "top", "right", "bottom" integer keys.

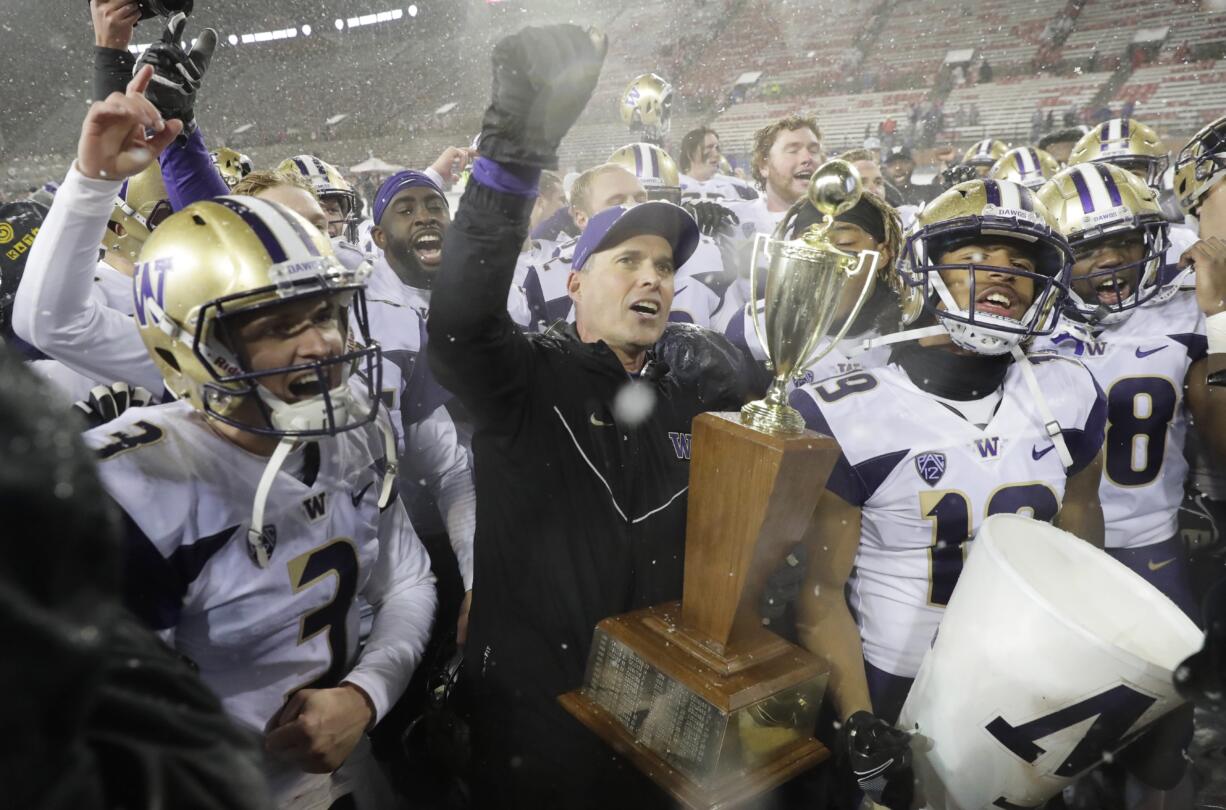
[
  {"left": 790, "top": 356, "right": 1106, "bottom": 678},
  {"left": 1033, "top": 290, "right": 1207, "bottom": 550},
  {"left": 82, "top": 401, "right": 437, "bottom": 742}
]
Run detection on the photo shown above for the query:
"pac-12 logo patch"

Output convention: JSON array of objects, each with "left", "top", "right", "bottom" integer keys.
[{"left": 914, "top": 452, "right": 947, "bottom": 486}]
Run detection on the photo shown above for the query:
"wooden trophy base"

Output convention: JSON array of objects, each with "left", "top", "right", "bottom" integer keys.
[{"left": 560, "top": 602, "right": 830, "bottom": 810}]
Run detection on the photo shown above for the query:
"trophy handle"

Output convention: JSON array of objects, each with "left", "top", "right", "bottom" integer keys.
[
  {"left": 748, "top": 233, "right": 772, "bottom": 369},
  {"left": 798, "top": 249, "right": 881, "bottom": 371}
]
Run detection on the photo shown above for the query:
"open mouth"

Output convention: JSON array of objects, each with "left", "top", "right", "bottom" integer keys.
[
  {"left": 286, "top": 372, "right": 330, "bottom": 400},
  {"left": 793, "top": 169, "right": 814, "bottom": 184},
  {"left": 628, "top": 299, "right": 661, "bottom": 319},
  {"left": 975, "top": 286, "right": 1020, "bottom": 319},
  {"left": 412, "top": 230, "right": 443, "bottom": 265},
  {"left": 1093, "top": 276, "right": 1132, "bottom": 307}
]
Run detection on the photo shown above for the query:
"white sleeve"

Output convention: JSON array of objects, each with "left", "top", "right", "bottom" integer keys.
[
  {"left": 401, "top": 405, "right": 476, "bottom": 590},
  {"left": 12, "top": 164, "right": 165, "bottom": 395},
  {"left": 423, "top": 166, "right": 446, "bottom": 190},
  {"left": 345, "top": 499, "right": 437, "bottom": 724}
]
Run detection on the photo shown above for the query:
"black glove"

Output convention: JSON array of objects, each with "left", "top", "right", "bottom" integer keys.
[
  {"left": 838, "top": 710, "right": 915, "bottom": 810},
  {"left": 937, "top": 164, "right": 978, "bottom": 188},
  {"left": 135, "top": 13, "right": 217, "bottom": 134},
  {"left": 478, "top": 24, "right": 607, "bottom": 170},
  {"left": 74, "top": 382, "right": 154, "bottom": 428},
  {"left": 682, "top": 200, "right": 739, "bottom": 237},
  {"left": 759, "top": 543, "right": 807, "bottom": 626}
]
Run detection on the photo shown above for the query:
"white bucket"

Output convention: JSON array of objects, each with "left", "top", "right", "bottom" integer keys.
[{"left": 898, "top": 514, "right": 1202, "bottom": 810}]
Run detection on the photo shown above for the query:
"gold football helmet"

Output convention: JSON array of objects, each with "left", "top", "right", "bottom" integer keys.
[
  {"left": 963, "top": 139, "right": 1009, "bottom": 171},
  {"left": 1068, "top": 118, "right": 1169, "bottom": 189},
  {"left": 1175, "top": 114, "right": 1226, "bottom": 217},
  {"left": 990, "top": 147, "right": 1060, "bottom": 190},
  {"left": 276, "top": 155, "right": 359, "bottom": 241},
  {"left": 608, "top": 142, "right": 682, "bottom": 203},
  {"left": 1037, "top": 163, "right": 1169, "bottom": 326},
  {"left": 619, "top": 73, "right": 673, "bottom": 142},
  {"left": 131, "top": 195, "right": 380, "bottom": 438},
  {"left": 211, "top": 147, "right": 254, "bottom": 189},
  {"left": 103, "top": 163, "right": 171, "bottom": 261},
  {"left": 899, "top": 178, "right": 1071, "bottom": 354}
]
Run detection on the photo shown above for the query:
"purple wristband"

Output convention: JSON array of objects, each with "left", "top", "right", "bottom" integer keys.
[{"left": 472, "top": 157, "right": 540, "bottom": 198}]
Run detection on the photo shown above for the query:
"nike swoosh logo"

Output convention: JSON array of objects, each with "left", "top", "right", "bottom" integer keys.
[
  {"left": 1147, "top": 558, "right": 1176, "bottom": 572},
  {"left": 351, "top": 481, "right": 374, "bottom": 508},
  {"left": 590, "top": 413, "right": 615, "bottom": 428},
  {"left": 1135, "top": 346, "right": 1166, "bottom": 358},
  {"left": 673, "top": 285, "right": 688, "bottom": 297},
  {"left": 1032, "top": 445, "right": 1055, "bottom": 461}
]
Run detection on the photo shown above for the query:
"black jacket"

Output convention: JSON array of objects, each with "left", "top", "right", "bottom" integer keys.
[{"left": 428, "top": 180, "right": 748, "bottom": 808}]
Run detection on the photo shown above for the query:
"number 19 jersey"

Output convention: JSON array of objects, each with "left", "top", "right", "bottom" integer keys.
[{"left": 789, "top": 356, "right": 1106, "bottom": 678}]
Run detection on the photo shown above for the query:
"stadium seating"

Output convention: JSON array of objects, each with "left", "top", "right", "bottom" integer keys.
[{"left": 5, "top": 0, "right": 1226, "bottom": 199}]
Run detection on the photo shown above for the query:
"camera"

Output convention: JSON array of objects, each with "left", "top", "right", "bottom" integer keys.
[
  {"left": 88, "top": 0, "right": 193, "bottom": 21},
  {"left": 138, "top": 0, "right": 193, "bottom": 20}
]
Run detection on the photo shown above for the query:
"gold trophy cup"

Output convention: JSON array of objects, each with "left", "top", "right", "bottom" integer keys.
[
  {"left": 561, "top": 161, "right": 878, "bottom": 808},
  {"left": 741, "top": 159, "right": 880, "bottom": 434}
]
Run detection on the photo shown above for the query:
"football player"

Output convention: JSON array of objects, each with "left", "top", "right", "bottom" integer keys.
[
  {"left": 1174, "top": 114, "right": 1226, "bottom": 615},
  {"left": 1035, "top": 163, "right": 1226, "bottom": 615},
  {"left": 278, "top": 155, "right": 362, "bottom": 244},
  {"left": 1070, "top": 116, "right": 1199, "bottom": 261},
  {"left": 12, "top": 166, "right": 332, "bottom": 399},
  {"left": 963, "top": 138, "right": 1009, "bottom": 178},
  {"left": 790, "top": 179, "right": 1105, "bottom": 804},
  {"left": 735, "top": 114, "right": 825, "bottom": 236},
  {"left": 619, "top": 72, "right": 673, "bottom": 147},
  {"left": 709, "top": 116, "right": 826, "bottom": 331},
  {"left": 1035, "top": 155, "right": 1224, "bottom": 810},
  {"left": 75, "top": 69, "right": 436, "bottom": 808},
  {"left": 676, "top": 126, "right": 759, "bottom": 202}
]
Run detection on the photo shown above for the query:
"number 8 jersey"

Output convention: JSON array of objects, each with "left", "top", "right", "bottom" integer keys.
[
  {"left": 790, "top": 355, "right": 1105, "bottom": 678},
  {"left": 1034, "top": 290, "right": 1206, "bottom": 550}
]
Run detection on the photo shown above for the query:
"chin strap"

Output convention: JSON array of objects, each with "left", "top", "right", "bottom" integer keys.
[
  {"left": 248, "top": 437, "right": 296, "bottom": 568},
  {"left": 1010, "top": 344, "right": 1075, "bottom": 471},
  {"left": 377, "top": 415, "right": 398, "bottom": 511},
  {"left": 847, "top": 325, "right": 948, "bottom": 356}
]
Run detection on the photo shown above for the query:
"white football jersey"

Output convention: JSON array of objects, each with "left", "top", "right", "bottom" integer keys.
[
  {"left": 679, "top": 172, "right": 759, "bottom": 203},
  {"left": 1034, "top": 291, "right": 1206, "bottom": 549},
  {"left": 791, "top": 356, "right": 1105, "bottom": 677},
  {"left": 84, "top": 400, "right": 435, "bottom": 802}
]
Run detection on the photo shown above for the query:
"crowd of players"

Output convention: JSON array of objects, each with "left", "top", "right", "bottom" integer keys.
[{"left": 6, "top": 2, "right": 1226, "bottom": 809}]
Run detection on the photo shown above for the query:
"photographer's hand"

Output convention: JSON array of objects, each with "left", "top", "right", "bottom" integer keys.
[{"left": 91, "top": 0, "right": 140, "bottom": 51}]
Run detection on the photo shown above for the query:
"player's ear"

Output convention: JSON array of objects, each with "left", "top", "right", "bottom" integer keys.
[
  {"left": 567, "top": 269, "right": 583, "bottom": 303},
  {"left": 370, "top": 225, "right": 387, "bottom": 251},
  {"left": 571, "top": 206, "right": 590, "bottom": 231}
]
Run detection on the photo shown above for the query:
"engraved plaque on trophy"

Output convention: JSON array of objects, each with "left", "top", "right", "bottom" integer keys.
[{"left": 561, "top": 162, "right": 882, "bottom": 808}]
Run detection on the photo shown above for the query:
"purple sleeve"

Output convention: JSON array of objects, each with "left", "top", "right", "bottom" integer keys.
[{"left": 158, "top": 128, "right": 228, "bottom": 211}]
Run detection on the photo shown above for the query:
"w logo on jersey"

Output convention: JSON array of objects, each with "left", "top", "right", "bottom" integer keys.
[
  {"left": 302, "top": 492, "right": 328, "bottom": 521},
  {"left": 133, "top": 257, "right": 172, "bottom": 328},
  {"left": 1052, "top": 332, "right": 1106, "bottom": 357},
  {"left": 668, "top": 431, "right": 692, "bottom": 460},
  {"left": 975, "top": 437, "right": 1002, "bottom": 459},
  {"left": 915, "top": 452, "right": 947, "bottom": 486}
]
